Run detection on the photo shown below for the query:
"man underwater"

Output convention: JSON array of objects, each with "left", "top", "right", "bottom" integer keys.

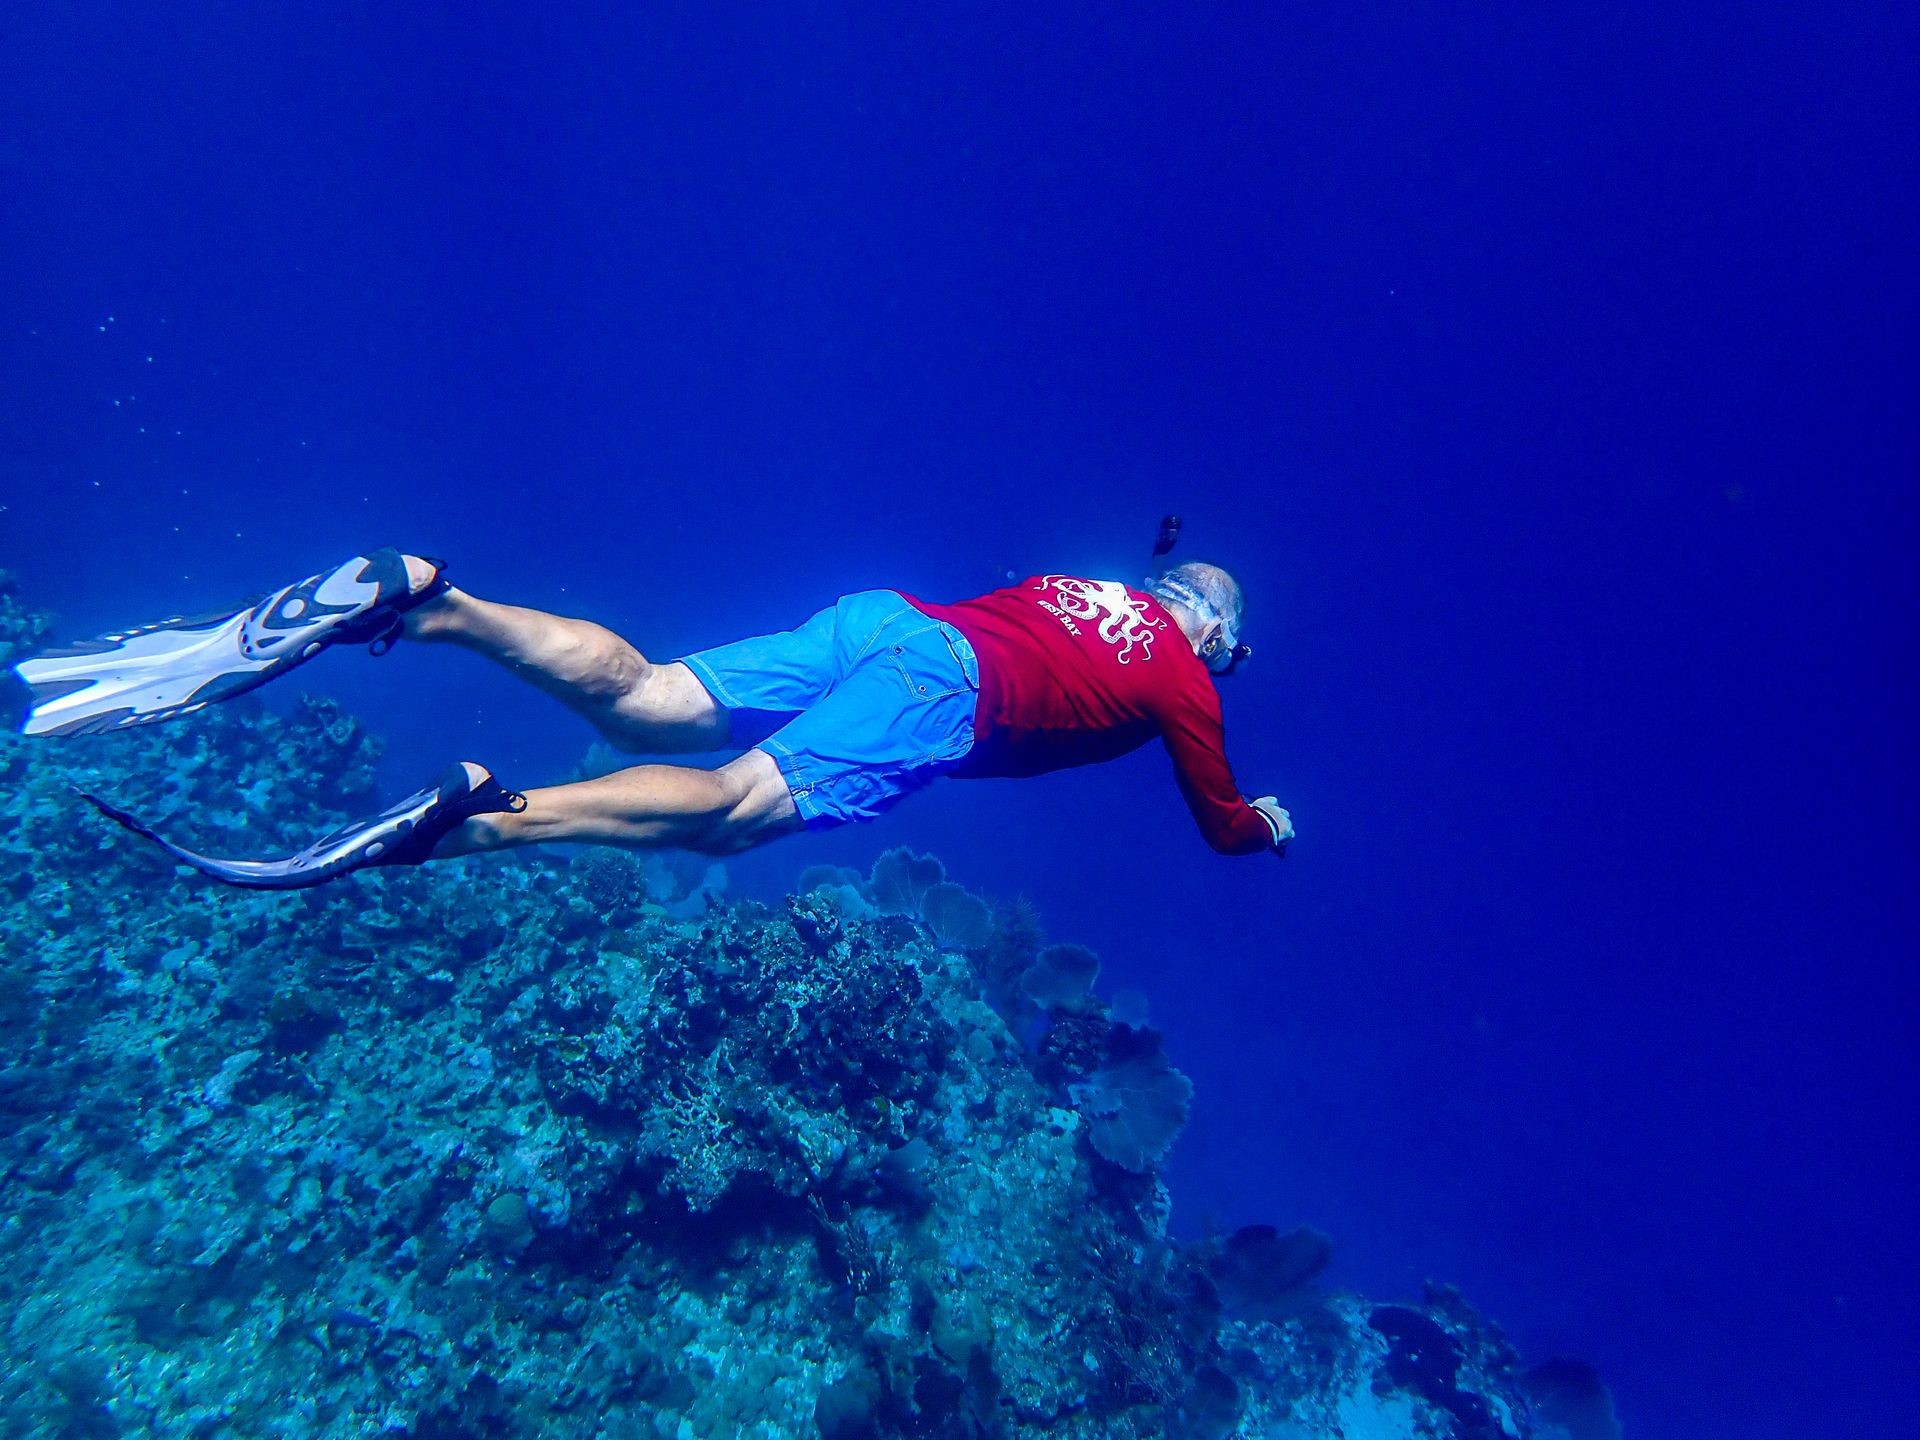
[{"left": 12, "top": 549, "right": 1294, "bottom": 887}]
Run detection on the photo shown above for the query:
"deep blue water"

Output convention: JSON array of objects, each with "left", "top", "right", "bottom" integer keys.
[{"left": 2, "top": 5, "right": 1914, "bottom": 1436}]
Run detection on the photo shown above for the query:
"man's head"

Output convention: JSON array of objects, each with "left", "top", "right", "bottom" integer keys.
[{"left": 1147, "top": 562, "right": 1249, "bottom": 675}]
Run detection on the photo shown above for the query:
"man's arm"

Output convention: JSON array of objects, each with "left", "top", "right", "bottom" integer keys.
[{"left": 1161, "top": 688, "right": 1287, "bottom": 855}]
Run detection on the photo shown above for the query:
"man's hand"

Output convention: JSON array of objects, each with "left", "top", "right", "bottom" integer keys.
[{"left": 1249, "top": 796, "right": 1294, "bottom": 854}]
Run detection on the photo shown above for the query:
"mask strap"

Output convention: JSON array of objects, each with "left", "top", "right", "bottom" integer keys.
[{"left": 1154, "top": 577, "right": 1239, "bottom": 652}]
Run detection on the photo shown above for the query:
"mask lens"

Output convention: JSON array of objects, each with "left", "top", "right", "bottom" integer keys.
[{"left": 1206, "top": 633, "right": 1250, "bottom": 676}]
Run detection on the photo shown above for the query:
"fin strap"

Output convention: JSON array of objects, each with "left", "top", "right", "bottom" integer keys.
[
  {"left": 364, "top": 766, "right": 526, "bottom": 869},
  {"left": 367, "top": 556, "right": 451, "bottom": 658},
  {"left": 80, "top": 762, "right": 525, "bottom": 888}
]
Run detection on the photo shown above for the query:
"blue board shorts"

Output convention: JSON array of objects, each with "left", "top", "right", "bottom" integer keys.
[{"left": 679, "top": 590, "right": 980, "bottom": 830}]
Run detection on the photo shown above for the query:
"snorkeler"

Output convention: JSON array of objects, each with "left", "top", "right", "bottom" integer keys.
[{"left": 12, "top": 546, "right": 1293, "bottom": 888}]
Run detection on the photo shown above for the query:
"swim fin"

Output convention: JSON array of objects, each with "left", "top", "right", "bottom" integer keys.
[
  {"left": 77, "top": 762, "right": 525, "bottom": 890},
  {"left": 14, "top": 548, "right": 446, "bottom": 738}
]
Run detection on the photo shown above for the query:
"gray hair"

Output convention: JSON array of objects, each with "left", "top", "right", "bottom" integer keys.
[{"left": 1148, "top": 561, "right": 1245, "bottom": 631}]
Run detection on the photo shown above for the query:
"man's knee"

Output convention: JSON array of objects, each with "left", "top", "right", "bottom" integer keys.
[
  {"left": 688, "top": 752, "right": 798, "bottom": 854},
  {"left": 607, "top": 662, "right": 728, "bottom": 753}
]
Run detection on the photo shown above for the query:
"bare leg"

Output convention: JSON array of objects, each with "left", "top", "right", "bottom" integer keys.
[
  {"left": 400, "top": 558, "right": 727, "bottom": 753},
  {"left": 438, "top": 750, "right": 799, "bottom": 858}
]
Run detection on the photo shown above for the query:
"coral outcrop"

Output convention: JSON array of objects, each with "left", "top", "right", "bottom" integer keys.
[{"left": 0, "top": 573, "right": 1596, "bottom": 1439}]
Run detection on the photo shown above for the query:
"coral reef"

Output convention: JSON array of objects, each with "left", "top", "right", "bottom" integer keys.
[
  {"left": 0, "top": 574, "right": 1598, "bottom": 1439},
  {"left": 0, "top": 568, "right": 54, "bottom": 673}
]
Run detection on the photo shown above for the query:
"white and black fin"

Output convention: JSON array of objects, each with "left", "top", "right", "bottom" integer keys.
[
  {"left": 78, "top": 763, "right": 525, "bottom": 890},
  {"left": 14, "top": 548, "right": 445, "bottom": 738}
]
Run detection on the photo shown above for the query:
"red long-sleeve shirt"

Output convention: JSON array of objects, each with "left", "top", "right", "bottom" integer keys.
[{"left": 905, "top": 575, "right": 1273, "bottom": 854}]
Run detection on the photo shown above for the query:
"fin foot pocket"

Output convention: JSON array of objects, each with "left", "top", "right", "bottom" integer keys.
[
  {"left": 15, "top": 547, "right": 445, "bottom": 737},
  {"left": 79, "top": 761, "right": 519, "bottom": 890}
]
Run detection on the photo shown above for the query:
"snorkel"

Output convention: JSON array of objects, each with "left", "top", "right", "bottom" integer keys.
[{"left": 1147, "top": 516, "right": 1253, "bottom": 676}]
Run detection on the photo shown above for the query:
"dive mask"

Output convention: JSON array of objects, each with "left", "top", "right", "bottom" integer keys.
[{"left": 1153, "top": 575, "right": 1251, "bottom": 676}]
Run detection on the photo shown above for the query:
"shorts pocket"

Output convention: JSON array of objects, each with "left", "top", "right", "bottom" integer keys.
[{"left": 884, "top": 623, "right": 978, "bottom": 702}]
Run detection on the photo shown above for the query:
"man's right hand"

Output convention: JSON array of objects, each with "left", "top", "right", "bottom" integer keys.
[{"left": 1249, "top": 796, "right": 1294, "bottom": 853}]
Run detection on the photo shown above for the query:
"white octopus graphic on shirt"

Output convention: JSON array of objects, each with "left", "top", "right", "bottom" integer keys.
[{"left": 1031, "top": 576, "right": 1165, "bottom": 663}]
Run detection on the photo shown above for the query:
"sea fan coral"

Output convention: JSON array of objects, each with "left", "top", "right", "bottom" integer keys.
[
  {"left": 1205, "top": 1224, "right": 1333, "bottom": 1319},
  {"left": 798, "top": 863, "right": 866, "bottom": 896},
  {"left": 1022, "top": 943, "right": 1101, "bottom": 1010},
  {"left": 868, "top": 846, "right": 945, "bottom": 915},
  {"left": 920, "top": 881, "right": 992, "bottom": 950},
  {"left": 1069, "top": 1032, "right": 1194, "bottom": 1172}
]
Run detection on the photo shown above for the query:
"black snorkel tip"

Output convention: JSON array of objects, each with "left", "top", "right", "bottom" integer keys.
[{"left": 1152, "top": 514, "right": 1183, "bottom": 559}]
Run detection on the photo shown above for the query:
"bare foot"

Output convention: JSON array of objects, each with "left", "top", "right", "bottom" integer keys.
[{"left": 401, "top": 555, "right": 464, "bottom": 638}]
